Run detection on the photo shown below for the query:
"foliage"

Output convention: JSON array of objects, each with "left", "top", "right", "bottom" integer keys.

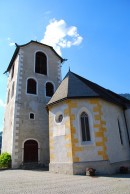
[{"left": 0, "top": 152, "right": 11, "bottom": 168}]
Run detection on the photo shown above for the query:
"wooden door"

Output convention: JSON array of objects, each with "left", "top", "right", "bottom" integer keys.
[{"left": 24, "top": 140, "right": 38, "bottom": 163}]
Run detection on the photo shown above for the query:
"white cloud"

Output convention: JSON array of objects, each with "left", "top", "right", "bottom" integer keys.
[
  {"left": 44, "top": 10, "right": 51, "bottom": 15},
  {"left": 0, "top": 99, "right": 5, "bottom": 108},
  {"left": 41, "top": 19, "right": 83, "bottom": 55},
  {"left": 9, "top": 42, "right": 15, "bottom": 46},
  {"left": 7, "top": 37, "right": 15, "bottom": 47}
]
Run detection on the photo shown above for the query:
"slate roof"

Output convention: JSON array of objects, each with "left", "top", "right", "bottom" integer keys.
[
  {"left": 4, "top": 40, "right": 65, "bottom": 74},
  {"left": 48, "top": 71, "right": 130, "bottom": 108}
]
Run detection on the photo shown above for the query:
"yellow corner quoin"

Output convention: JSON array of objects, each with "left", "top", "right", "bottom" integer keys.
[
  {"left": 50, "top": 154, "right": 54, "bottom": 160},
  {"left": 65, "top": 120, "right": 70, "bottom": 129},
  {"left": 96, "top": 142, "right": 104, "bottom": 146},
  {"left": 95, "top": 131, "right": 104, "bottom": 137},
  {"left": 71, "top": 126, "right": 76, "bottom": 133},
  {"left": 67, "top": 152, "right": 72, "bottom": 158},
  {"left": 94, "top": 114, "right": 101, "bottom": 120},
  {"left": 67, "top": 100, "right": 84, "bottom": 162},
  {"left": 49, "top": 129, "right": 54, "bottom": 161},
  {"left": 65, "top": 134, "right": 71, "bottom": 140},
  {"left": 101, "top": 120, "right": 106, "bottom": 125},
  {"left": 74, "top": 157, "right": 80, "bottom": 162},
  {"left": 73, "top": 138, "right": 78, "bottom": 143},
  {"left": 63, "top": 104, "right": 73, "bottom": 160},
  {"left": 65, "top": 143, "right": 71, "bottom": 148},
  {"left": 64, "top": 108, "right": 69, "bottom": 116},
  {"left": 92, "top": 99, "right": 108, "bottom": 160}
]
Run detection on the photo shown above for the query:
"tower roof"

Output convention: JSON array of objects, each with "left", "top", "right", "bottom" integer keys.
[
  {"left": 4, "top": 40, "right": 65, "bottom": 74},
  {"left": 47, "top": 71, "right": 130, "bottom": 108}
]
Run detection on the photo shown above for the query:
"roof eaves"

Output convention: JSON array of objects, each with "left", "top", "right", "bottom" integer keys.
[
  {"left": 18, "top": 40, "right": 65, "bottom": 63},
  {"left": 47, "top": 97, "right": 68, "bottom": 107},
  {"left": 4, "top": 44, "right": 20, "bottom": 74},
  {"left": 47, "top": 96, "right": 101, "bottom": 108},
  {"left": 72, "top": 72, "right": 129, "bottom": 108},
  {"left": 4, "top": 40, "right": 66, "bottom": 74}
]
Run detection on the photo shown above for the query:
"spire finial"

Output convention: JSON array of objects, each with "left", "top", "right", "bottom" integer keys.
[{"left": 68, "top": 64, "right": 71, "bottom": 72}]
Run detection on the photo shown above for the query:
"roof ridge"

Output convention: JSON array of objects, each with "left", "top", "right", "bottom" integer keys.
[
  {"left": 72, "top": 72, "right": 130, "bottom": 107},
  {"left": 4, "top": 40, "right": 65, "bottom": 73}
]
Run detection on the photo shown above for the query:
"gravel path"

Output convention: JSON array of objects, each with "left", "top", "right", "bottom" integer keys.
[{"left": 0, "top": 169, "right": 130, "bottom": 194}]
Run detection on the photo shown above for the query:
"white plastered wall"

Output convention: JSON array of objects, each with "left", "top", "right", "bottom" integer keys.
[
  {"left": 2, "top": 50, "right": 20, "bottom": 161},
  {"left": 102, "top": 100, "right": 130, "bottom": 163},
  {"left": 124, "top": 108, "right": 130, "bottom": 141},
  {"left": 49, "top": 102, "right": 73, "bottom": 163},
  {"left": 70, "top": 99, "right": 130, "bottom": 163}
]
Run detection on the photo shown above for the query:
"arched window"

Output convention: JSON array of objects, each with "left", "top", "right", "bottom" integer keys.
[
  {"left": 11, "top": 82, "right": 15, "bottom": 98},
  {"left": 80, "top": 112, "right": 91, "bottom": 142},
  {"left": 27, "top": 78, "right": 37, "bottom": 95},
  {"left": 46, "top": 82, "right": 54, "bottom": 97},
  {"left": 35, "top": 52, "right": 47, "bottom": 75}
]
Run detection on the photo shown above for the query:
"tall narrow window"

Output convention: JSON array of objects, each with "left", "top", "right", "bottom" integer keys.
[
  {"left": 80, "top": 112, "right": 91, "bottom": 142},
  {"left": 118, "top": 119, "right": 123, "bottom": 145},
  {"left": 46, "top": 82, "right": 54, "bottom": 97},
  {"left": 11, "top": 82, "right": 15, "bottom": 98},
  {"left": 27, "top": 79, "right": 37, "bottom": 95},
  {"left": 11, "top": 64, "right": 14, "bottom": 80},
  {"left": 35, "top": 52, "right": 47, "bottom": 75},
  {"left": 7, "top": 89, "right": 10, "bottom": 103}
]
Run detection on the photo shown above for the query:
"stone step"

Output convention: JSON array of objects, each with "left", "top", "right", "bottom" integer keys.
[{"left": 20, "top": 162, "right": 49, "bottom": 170}]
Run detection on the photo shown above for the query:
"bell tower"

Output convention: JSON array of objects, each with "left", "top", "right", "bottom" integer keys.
[{"left": 2, "top": 41, "right": 64, "bottom": 168}]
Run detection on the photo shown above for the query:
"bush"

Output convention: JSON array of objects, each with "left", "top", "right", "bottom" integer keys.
[{"left": 0, "top": 152, "right": 11, "bottom": 168}]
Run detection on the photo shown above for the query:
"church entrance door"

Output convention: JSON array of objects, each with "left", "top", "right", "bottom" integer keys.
[{"left": 24, "top": 140, "right": 38, "bottom": 163}]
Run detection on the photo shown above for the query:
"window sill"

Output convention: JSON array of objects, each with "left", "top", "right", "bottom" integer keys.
[
  {"left": 81, "top": 141, "right": 94, "bottom": 146},
  {"left": 26, "top": 93, "right": 38, "bottom": 96},
  {"left": 35, "top": 72, "right": 47, "bottom": 76}
]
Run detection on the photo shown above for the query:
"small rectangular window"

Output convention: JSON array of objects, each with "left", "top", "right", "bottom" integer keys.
[{"left": 30, "top": 113, "right": 35, "bottom": 120}]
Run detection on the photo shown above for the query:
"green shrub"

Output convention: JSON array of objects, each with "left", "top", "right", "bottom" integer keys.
[{"left": 0, "top": 152, "right": 11, "bottom": 168}]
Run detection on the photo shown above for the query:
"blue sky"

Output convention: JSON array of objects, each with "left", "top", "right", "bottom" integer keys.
[{"left": 0, "top": 0, "right": 130, "bottom": 131}]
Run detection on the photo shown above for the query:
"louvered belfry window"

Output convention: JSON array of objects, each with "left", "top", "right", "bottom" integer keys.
[
  {"left": 80, "top": 112, "right": 91, "bottom": 141},
  {"left": 35, "top": 52, "right": 47, "bottom": 75}
]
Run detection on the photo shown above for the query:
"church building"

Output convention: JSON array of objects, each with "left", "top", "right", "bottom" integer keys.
[
  {"left": 2, "top": 41, "right": 64, "bottom": 168},
  {"left": 2, "top": 41, "right": 130, "bottom": 174},
  {"left": 47, "top": 71, "right": 130, "bottom": 174}
]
